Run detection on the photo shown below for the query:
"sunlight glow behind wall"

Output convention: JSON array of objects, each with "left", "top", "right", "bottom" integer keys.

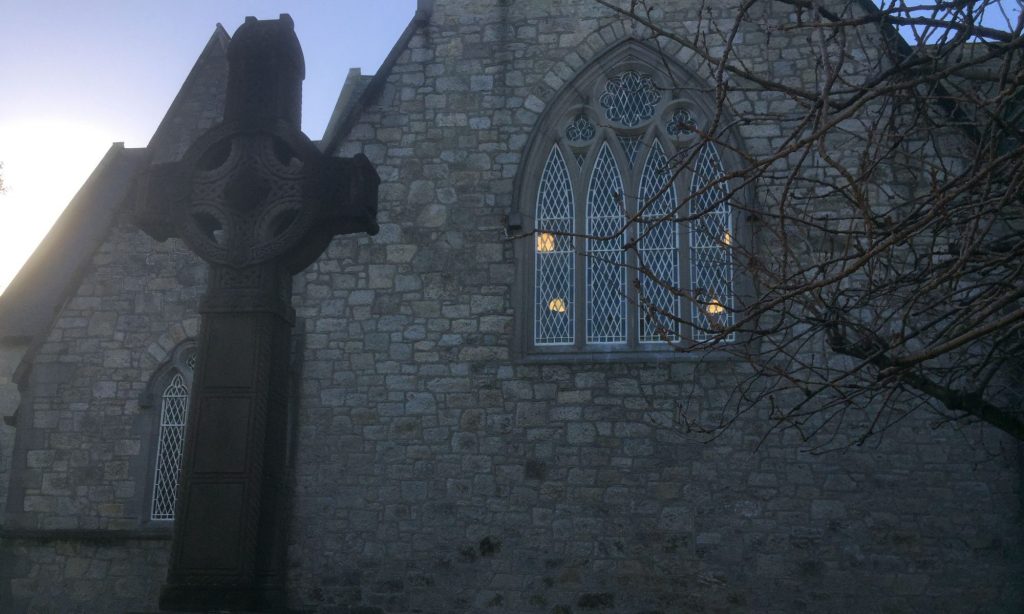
[
  {"left": 0, "top": 120, "right": 117, "bottom": 294},
  {"left": 0, "top": 1, "right": 416, "bottom": 296}
]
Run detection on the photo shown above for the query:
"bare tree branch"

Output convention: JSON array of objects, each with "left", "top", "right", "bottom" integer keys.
[{"left": 585, "top": 0, "right": 1024, "bottom": 445}]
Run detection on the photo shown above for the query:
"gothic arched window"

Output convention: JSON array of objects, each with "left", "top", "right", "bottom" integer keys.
[
  {"left": 523, "top": 49, "right": 738, "bottom": 356},
  {"left": 144, "top": 341, "right": 196, "bottom": 521}
]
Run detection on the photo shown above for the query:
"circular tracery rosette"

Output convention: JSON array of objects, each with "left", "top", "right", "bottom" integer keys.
[{"left": 177, "top": 120, "right": 323, "bottom": 269}]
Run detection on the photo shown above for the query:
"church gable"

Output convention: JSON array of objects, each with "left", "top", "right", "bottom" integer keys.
[
  {"left": 1, "top": 2, "right": 1020, "bottom": 612},
  {"left": 147, "top": 25, "right": 231, "bottom": 164},
  {"left": 0, "top": 23, "right": 230, "bottom": 350}
]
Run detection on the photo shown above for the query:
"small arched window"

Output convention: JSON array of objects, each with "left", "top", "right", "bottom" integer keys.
[
  {"left": 523, "top": 48, "right": 738, "bottom": 355},
  {"left": 144, "top": 341, "right": 196, "bottom": 521}
]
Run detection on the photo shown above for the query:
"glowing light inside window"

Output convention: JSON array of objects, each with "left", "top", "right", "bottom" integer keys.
[
  {"left": 536, "top": 232, "right": 556, "bottom": 253},
  {"left": 690, "top": 142, "right": 735, "bottom": 342},
  {"left": 535, "top": 146, "right": 574, "bottom": 345},
  {"left": 548, "top": 298, "right": 568, "bottom": 313}
]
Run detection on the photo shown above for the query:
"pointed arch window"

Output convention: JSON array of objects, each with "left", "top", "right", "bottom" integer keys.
[
  {"left": 637, "top": 140, "right": 681, "bottom": 342},
  {"left": 526, "top": 57, "right": 738, "bottom": 354},
  {"left": 586, "top": 142, "right": 627, "bottom": 343},
  {"left": 535, "top": 147, "right": 575, "bottom": 344},
  {"left": 144, "top": 341, "right": 196, "bottom": 521},
  {"left": 690, "top": 142, "right": 736, "bottom": 342}
]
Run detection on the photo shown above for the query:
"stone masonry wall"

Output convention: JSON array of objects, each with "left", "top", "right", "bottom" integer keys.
[
  {"left": 292, "top": 1, "right": 1022, "bottom": 612},
  {"left": 0, "top": 207, "right": 203, "bottom": 612},
  {"left": 0, "top": 1, "right": 1021, "bottom": 612},
  {"left": 0, "top": 538, "right": 168, "bottom": 613},
  {"left": 4, "top": 209, "right": 204, "bottom": 531},
  {"left": 1, "top": 22, "right": 225, "bottom": 613},
  {"left": 0, "top": 342, "right": 26, "bottom": 518}
]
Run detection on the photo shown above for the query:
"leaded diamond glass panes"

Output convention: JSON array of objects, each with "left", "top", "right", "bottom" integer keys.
[
  {"left": 599, "top": 71, "right": 662, "bottom": 127},
  {"left": 535, "top": 147, "right": 575, "bottom": 344},
  {"left": 689, "top": 142, "right": 735, "bottom": 342},
  {"left": 618, "top": 135, "right": 642, "bottom": 167},
  {"left": 151, "top": 372, "right": 190, "bottom": 520},
  {"left": 586, "top": 142, "right": 627, "bottom": 343},
  {"left": 637, "top": 140, "right": 680, "bottom": 342},
  {"left": 565, "top": 113, "right": 595, "bottom": 143},
  {"left": 530, "top": 57, "right": 740, "bottom": 352}
]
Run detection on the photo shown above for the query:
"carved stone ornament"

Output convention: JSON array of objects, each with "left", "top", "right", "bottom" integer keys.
[
  {"left": 138, "top": 120, "right": 378, "bottom": 273},
  {"left": 136, "top": 14, "right": 378, "bottom": 273}
]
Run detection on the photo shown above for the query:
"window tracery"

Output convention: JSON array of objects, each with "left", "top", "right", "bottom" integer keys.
[
  {"left": 565, "top": 113, "right": 596, "bottom": 144},
  {"left": 526, "top": 52, "right": 739, "bottom": 354},
  {"left": 599, "top": 70, "right": 662, "bottom": 127}
]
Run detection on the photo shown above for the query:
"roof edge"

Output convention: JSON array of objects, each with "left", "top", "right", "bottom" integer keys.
[
  {"left": 320, "top": 2, "right": 432, "bottom": 152},
  {"left": 851, "top": 0, "right": 916, "bottom": 59},
  {"left": 0, "top": 144, "right": 148, "bottom": 342},
  {"left": 147, "top": 24, "right": 231, "bottom": 150},
  {"left": 320, "top": 68, "right": 370, "bottom": 148}
]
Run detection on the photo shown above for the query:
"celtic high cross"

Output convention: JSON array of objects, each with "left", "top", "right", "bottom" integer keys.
[{"left": 135, "top": 15, "right": 378, "bottom": 611}]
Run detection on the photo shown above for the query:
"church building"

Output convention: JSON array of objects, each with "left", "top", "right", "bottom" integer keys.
[{"left": 0, "top": 1, "right": 1020, "bottom": 612}]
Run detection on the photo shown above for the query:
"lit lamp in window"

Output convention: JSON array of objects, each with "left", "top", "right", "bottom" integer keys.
[
  {"left": 548, "top": 297, "right": 567, "bottom": 313},
  {"left": 722, "top": 231, "right": 732, "bottom": 246},
  {"left": 705, "top": 297, "right": 725, "bottom": 315},
  {"left": 536, "top": 232, "right": 556, "bottom": 253}
]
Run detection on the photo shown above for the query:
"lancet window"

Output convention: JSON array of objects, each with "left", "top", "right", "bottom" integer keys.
[
  {"left": 528, "top": 53, "right": 737, "bottom": 352},
  {"left": 146, "top": 342, "right": 196, "bottom": 521}
]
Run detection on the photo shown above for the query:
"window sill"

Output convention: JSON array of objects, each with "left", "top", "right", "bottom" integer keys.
[{"left": 519, "top": 344, "right": 737, "bottom": 364}]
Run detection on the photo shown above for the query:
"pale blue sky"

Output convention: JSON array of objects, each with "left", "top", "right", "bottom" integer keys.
[
  {"left": 0, "top": 1, "right": 1019, "bottom": 294},
  {"left": 1, "top": 0, "right": 417, "bottom": 142},
  {"left": 0, "top": 1, "right": 417, "bottom": 292}
]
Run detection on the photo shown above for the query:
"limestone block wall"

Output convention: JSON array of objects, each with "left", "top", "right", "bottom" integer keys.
[
  {"left": 0, "top": 1, "right": 1020, "bottom": 612},
  {"left": 0, "top": 209, "right": 203, "bottom": 612},
  {"left": 0, "top": 341, "right": 27, "bottom": 518},
  {"left": 0, "top": 538, "right": 168, "bottom": 613},
  {"left": 1, "top": 21, "right": 227, "bottom": 611},
  {"left": 288, "top": 1, "right": 1022, "bottom": 612},
  {"left": 3, "top": 212, "right": 204, "bottom": 531}
]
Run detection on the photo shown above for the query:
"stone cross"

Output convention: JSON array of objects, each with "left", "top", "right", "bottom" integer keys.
[{"left": 135, "top": 15, "right": 378, "bottom": 611}]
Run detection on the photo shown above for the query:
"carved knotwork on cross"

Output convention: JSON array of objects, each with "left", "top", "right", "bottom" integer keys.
[
  {"left": 134, "top": 14, "right": 378, "bottom": 612},
  {"left": 137, "top": 16, "right": 378, "bottom": 273}
]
